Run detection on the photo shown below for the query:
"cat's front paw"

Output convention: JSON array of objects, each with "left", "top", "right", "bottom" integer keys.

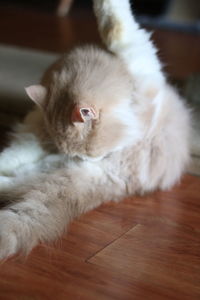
[
  {"left": 0, "top": 230, "right": 18, "bottom": 260},
  {"left": 0, "top": 211, "right": 19, "bottom": 260},
  {"left": 0, "top": 210, "right": 36, "bottom": 260}
]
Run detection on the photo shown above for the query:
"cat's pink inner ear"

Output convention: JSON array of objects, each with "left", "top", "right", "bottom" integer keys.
[
  {"left": 25, "top": 85, "right": 47, "bottom": 107},
  {"left": 71, "top": 106, "right": 97, "bottom": 123}
]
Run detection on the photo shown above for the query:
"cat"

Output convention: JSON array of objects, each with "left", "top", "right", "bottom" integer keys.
[{"left": 0, "top": 0, "right": 190, "bottom": 260}]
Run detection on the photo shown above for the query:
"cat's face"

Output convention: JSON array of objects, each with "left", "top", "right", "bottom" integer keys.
[{"left": 26, "top": 46, "right": 140, "bottom": 160}]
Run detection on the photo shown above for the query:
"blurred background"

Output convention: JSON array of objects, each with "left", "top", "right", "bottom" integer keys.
[
  {"left": 0, "top": 0, "right": 200, "bottom": 32},
  {"left": 0, "top": 0, "right": 200, "bottom": 116}
]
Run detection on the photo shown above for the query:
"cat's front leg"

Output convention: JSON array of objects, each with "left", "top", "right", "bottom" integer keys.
[
  {"left": 0, "top": 186, "right": 68, "bottom": 259},
  {"left": 0, "top": 210, "right": 36, "bottom": 259},
  {"left": 0, "top": 164, "right": 125, "bottom": 260},
  {"left": 0, "top": 170, "right": 86, "bottom": 259},
  {"left": 93, "top": 0, "right": 164, "bottom": 83}
]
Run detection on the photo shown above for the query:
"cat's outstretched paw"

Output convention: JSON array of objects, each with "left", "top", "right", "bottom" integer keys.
[
  {"left": 0, "top": 211, "right": 19, "bottom": 260},
  {"left": 0, "top": 210, "right": 36, "bottom": 260},
  {"left": 0, "top": 230, "right": 18, "bottom": 260}
]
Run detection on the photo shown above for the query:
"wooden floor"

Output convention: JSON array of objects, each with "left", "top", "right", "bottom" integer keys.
[{"left": 0, "top": 5, "right": 200, "bottom": 300}]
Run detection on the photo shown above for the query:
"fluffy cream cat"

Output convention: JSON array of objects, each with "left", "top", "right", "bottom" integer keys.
[{"left": 0, "top": 0, "right": 190, "bottom": 259}]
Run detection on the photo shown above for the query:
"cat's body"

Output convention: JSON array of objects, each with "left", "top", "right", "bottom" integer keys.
[{"left": 0, "top": 0, "right": 190, "bottom": 259}]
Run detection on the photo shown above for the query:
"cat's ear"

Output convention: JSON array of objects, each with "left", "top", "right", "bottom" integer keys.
[
  {"left": 25, "top": 85, "right": 47, "bottom": 108},
  {"left": 71, "top": 105, "right": 97, "bottom": 123}
]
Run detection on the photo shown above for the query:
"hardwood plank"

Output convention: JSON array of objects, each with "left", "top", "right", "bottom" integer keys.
[
  {"left": 0, "top": 175, "right": 199, "bottom": 299},
  {"left": 89, "top": 223, "right": 200, "bottom": 300},
  {"left": 61, "top": 212, "right": 137, "bottom": 260},
  {"left": 0, "top": 246, "right": 141, "bottom": 300}
]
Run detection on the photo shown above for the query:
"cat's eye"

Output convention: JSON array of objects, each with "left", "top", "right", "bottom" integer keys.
[
  {"left": 80, "top": 108, "right": 94, "bottom": 120},
  {"left": 72, "top": 105, "right": 97, "bottom": 123},
  {"left": 81, "top": 108, "right": 90, "bottom": 116}
]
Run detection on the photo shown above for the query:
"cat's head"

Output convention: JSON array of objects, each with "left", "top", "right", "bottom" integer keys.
[{"left": 26, "top": 46, "right": 142, "bottom": 161}]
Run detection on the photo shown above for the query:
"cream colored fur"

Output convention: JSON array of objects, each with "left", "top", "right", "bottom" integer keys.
[{"left": 0, "top": 0, "right": 190, "bottom": 260}]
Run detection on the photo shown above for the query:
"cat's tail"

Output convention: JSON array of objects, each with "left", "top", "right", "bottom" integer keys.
[{"left": 93, "top": 0, "right": 165, "bottom": 85}]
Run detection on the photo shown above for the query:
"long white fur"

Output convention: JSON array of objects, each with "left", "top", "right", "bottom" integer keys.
[
  {"left": 94, "top": 0, "right": 190, "bottom": 189},
  {"left": 0, "top": 0, "right": 191, "bottom": 259},
  {"left": 0, "top": 127, "right": 46, "bottom": 176},
  {"left": 93, "top": 0, "right": 164, "bottom": 84}
]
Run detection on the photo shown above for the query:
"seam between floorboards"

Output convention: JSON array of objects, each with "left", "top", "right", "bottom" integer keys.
[{"left": 85, "top": 223, "right": 140, "bottom": 263}]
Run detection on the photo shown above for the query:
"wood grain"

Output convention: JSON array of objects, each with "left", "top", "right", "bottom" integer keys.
[
  {"left": 0, "top": 175, "right": 199, "bottom": 299},
  {"left": 89, "top": 223, "right": 200, "bottom": 300}
]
